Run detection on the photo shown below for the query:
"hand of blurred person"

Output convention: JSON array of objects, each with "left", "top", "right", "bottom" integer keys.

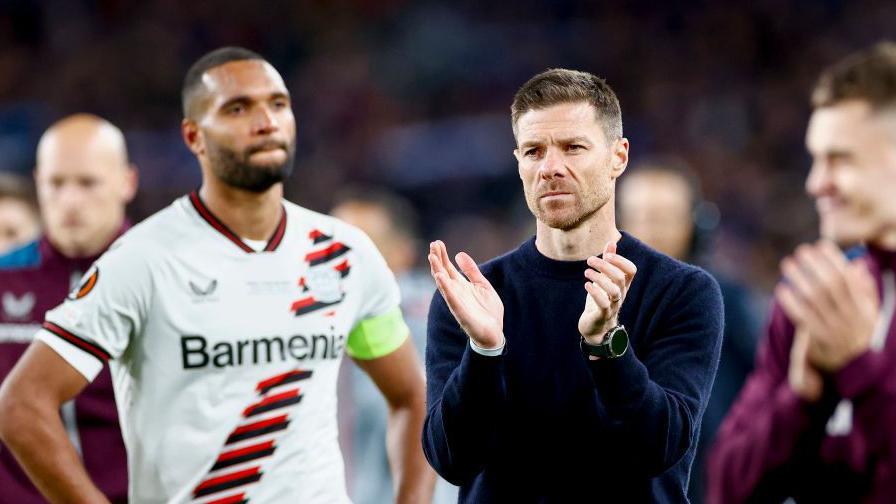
[
  {"left": 788, "top": 328, "right": 824, "bottom": 402},
  {"left": 775, "top": 240, "right": 879, "bottom": 373},
  {"left": 579, "top": 241, "right": 637, "bottom": 345},
  {"left": 428, "top": 240, "right": 504, "bottom": 349}
]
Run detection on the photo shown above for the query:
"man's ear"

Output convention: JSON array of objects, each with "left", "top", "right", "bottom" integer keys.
[
  {"left": 181, "top": 119, "right": 203, "bottom": 156},
  {"left": 610, "top": 137, "right": 629, "bottom": 179},
  {"left": 122, "top": 163, "right": 138, "bottom": 203}
]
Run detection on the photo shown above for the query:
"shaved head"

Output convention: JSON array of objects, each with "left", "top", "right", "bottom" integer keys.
[
  {"left": 37, "top": 114, "right": 129, "bottom": 169},
  {"left": 35, "top": 113, "right": 137, "bottom": 257}
]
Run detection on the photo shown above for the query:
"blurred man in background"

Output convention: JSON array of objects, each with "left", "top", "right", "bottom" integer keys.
[
  {"left": 0, "top": 173, "right": 40, "bottom": 255},
  {"left": 617, "top": 160, "right": 760, "bottom": 504},
  {"left": 0, "top": 113, "right": 136, "bottom": 503},
  {"left": 332, "top": 188, "right": 458, "bottom": 504},
  {"left": 709, "top": 42, "right": 896, "bottom": 503}
]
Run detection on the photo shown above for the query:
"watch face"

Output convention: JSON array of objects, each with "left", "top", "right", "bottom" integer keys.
[{"left": 610, "top": 328, "right": 629, "bottom": 356}]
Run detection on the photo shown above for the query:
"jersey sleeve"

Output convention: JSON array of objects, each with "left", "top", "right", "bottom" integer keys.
[
  {"left": 344, "top": 228, "right": 409, "bottom": 360},
  {"left": 35, "top": 238, "right": 152, "bottom": 381}
]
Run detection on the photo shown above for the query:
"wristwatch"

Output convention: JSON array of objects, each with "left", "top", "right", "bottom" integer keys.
[{"left": 580, "top": 325, "right": 629, "bottom": 359}]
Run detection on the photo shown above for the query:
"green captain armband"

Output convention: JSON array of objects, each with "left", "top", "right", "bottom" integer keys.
[{"left": 345, "top": 306, "right": 410, "bottom": 360}]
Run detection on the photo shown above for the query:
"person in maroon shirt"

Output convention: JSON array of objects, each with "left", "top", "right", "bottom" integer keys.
[
  {"left": 708, "top": 42, "right": 896, "bottom": 503},
  {"left": 0, "top": 113, "right": 137, "bottom": 503}
]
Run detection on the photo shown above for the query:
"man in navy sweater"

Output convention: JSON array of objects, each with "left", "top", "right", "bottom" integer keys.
[{"left": 422, "top": 68, "right": 725, "bottom": 502}]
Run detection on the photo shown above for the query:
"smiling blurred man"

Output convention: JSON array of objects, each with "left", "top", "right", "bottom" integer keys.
[
  {"left": 0, "top": 47, "right": 433, "bottom": 503},
  {"left": 710, "top": 42, "right": 896, "bottom": 503},
  {"left": 0, "top": 114, "right": 136, "bottom": 503}
]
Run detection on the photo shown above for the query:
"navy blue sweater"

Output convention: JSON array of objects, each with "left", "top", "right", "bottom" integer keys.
[{"left": 423, "top": 232, "right": 724, "bottom": 503}]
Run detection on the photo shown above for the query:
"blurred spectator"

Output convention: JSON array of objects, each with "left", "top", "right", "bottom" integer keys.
[
  {"left": 0, "top": 173, "right": 39, "bottom": 254},
  {"left": 332, "top": 187, "right": 458, "bottom": 504},
  {"left": 618, "top": 158, "right": 761, "bottom": 504},
  {"left": 709, "top": 42, "right": 896, "bottom": 503},
  {"left": 0, "top": 113, "right": 135, "bottom": 502}
]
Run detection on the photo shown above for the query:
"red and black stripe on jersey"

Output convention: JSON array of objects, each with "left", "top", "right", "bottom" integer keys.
[
  {"left": 189, "top": 191, "right": 287, "bottom": 253},
  {"left": 308, "top": 229, "right": 331, "bottom": 244},
  {"left": 225, "top": 415, "right": 291, "bottom": 445},
  {"left": 243, "top": 390, "right": 302, "bottom": 417},
  {"left": 204, "top": 493, "right": 248, "bottom": 504},
  {"left": 256, "top": 369, "right": 312, "bottom": 395},
  {"left": 42, "top": 321, "right": 111, "bottom": 364},
  {"left": 193, "top": 467, "right": 262, "bottom": 498},
  {"left": 304, "top": 242, "right": 349, "bottom": 267},
  {"left": 210, "top": 441, "right": 277, "bottom": 471},
  {"left": 192, "top": 369, "right": 313, "bottom": 502}
]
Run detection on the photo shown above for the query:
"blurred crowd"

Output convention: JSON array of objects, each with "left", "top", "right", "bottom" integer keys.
[
  {"left": 0, "top": 0, "right": 893, "bottom": 291},
  {"left": 1, "top": 0, "right": 895, "bottom": 502}
]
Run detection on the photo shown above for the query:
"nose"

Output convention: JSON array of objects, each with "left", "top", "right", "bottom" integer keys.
[
  {"left": 57, "top": 183, "right": 86, "bottom": 209},
  {"left": 805, "top": 160, "right": 834, "bottom": 198},
  {"left": 252, "top": 105, "right": 279, "bottom": 135},
  {"left": 538, "top": 147, "right": 565, "bottom": 180}
]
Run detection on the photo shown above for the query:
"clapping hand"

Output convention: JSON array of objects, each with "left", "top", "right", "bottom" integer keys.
[
  {"left": 776, "top": 240, "right": 879, "bottom": 376},
  {"left": 428, "top": 240, "right": 505, "bottom": 349},
  {"left": 579, "top": 241, "right": 637, "bottom": 344}
]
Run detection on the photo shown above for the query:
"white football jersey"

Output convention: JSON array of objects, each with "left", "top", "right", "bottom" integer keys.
[{"left": 36, "top": 192, "right": 408, "bottom": 504}]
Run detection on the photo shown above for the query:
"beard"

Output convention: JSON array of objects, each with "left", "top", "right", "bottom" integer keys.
[
  {"left": 206, "top": 139, "right": 296, "bottom": 193},
  {"left": 524, "top": 181, "right": 611, "bottom": 231}
]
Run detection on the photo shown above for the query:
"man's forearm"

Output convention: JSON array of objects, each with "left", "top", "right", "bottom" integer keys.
[
  {"left": 0, "top": 399, "right": 109, "bottom": 504},
  {"left": 387, "top": 400, "right": 436, "bottom": 504}
]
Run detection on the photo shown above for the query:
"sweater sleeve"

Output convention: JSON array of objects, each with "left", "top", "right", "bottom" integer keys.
[
  {"left": 422, "top": 290, "right": 508, "bottom": 485},
  {"left": 586, "top": 268, "right": 723, "bottom": 477},
  {"left": 706, "top": 302, "right": 839, "bottom": 504}
]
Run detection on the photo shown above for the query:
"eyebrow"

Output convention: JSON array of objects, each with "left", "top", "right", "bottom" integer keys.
[
  {"left": 560, "top": 136, "right": 593, "bottom": 145},
  {"left": 218, "top": 92, "right": 290, "bottom": 110},
  {"left": 519, "top": 136, "right": 593, "bottom": 149}
]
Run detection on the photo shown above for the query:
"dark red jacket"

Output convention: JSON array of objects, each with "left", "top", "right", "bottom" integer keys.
[
  {"left": 708, "top": 247, "right": 896, "bottom": 503},
  {"left": 0, "top": 232, "right": 128, "bottom": 503}
]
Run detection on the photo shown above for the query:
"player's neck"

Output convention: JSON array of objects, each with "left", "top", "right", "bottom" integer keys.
[
  {"left": 199, "top": 181, "right": 283, "bottom": 241},
  {"left": 48, "top": 220, "right": 124, "bottom": 259},
  {"left": 534, "top": 202, "right": 620, "bottom": 261}
]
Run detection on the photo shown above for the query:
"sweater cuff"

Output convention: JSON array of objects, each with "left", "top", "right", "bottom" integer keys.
[
  {"left": 833, "top": 350, "right": 885, "bottom": 399},
  {"left": 469, "top": 335, "right": 505, "bottom": 356},
  {"left": 586, "top": 348, "right": 649, "bottom": 414},
  {"left": 451, "top": 343, "right": 507, "bottom": 402}
]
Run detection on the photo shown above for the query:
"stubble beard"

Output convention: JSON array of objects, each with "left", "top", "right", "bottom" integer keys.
[
  {"left": 207, "top": 140, "right": 296, "bottom": 193},
  {"left": 526, "top": 185, "right": 610, "bottom": 231}
]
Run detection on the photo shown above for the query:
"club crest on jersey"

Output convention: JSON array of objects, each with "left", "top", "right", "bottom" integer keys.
[
  {"left": 2, "top": 291, "right": 35, "bottom": 320},
  {"left": 67, "top": 266, "right": 99, "bottom": 301},
  {"left": 290, "top": 229, "right": 352, "bottom": 317}
]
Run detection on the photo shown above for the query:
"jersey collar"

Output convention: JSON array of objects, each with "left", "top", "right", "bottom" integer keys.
[{"left": 189, "top": 191, "right": 287, "bottom": 253}]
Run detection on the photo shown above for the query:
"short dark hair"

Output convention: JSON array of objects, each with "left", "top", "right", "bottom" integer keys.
[
  {"left": 182, "top": 46, "right": 265, "bottom": 118},
  {"left": 511, "top": 68, "right": 623, "bottom": 141},
  {"left": 0, "top": 173, "right": 37, "bottom": 212},
  {"left": 812, "top": 41, "right": 896, "bottom": 110}
]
